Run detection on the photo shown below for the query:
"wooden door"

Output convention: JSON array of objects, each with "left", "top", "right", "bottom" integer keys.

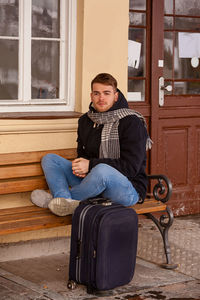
[{"left": 151, "top": 0, "right": 200, "bottom": 216}]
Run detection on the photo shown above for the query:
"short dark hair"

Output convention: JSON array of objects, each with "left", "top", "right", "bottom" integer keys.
[{"left": 91, "top": 73, "right": 118, "bottom": 92}]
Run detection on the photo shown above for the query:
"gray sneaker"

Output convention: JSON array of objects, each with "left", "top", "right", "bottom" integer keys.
[
  {"left": 31, "top": 189, "right": 53, "bottom": 208},
  {"left": 48, "top": 197, "right": 80, "bottom": 216}
]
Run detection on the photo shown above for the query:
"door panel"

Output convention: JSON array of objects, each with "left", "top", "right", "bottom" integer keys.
[
  {"left": 161, "top": 126, "right": 188, "bottom": 186},
  {"left": 158, "top": 119, "right": 192, "bottom": 186},
  {"left": 157, "top": 118, "right": 200, "bottom": 215}
]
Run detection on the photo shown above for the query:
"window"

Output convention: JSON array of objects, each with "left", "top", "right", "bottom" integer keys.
[
  {"left": 0, "top": 0, "right": 76, "bottom": 112},
  {"left": 164, "top": 0, "right": 200, "bottom": 96},
  {"left": 128, "top": 0, "right": 149, "bottom": 102}
]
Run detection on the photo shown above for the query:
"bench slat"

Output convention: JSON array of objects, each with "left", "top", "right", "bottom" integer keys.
[
  {"left": 0, "top": 206, "right": 45, "bottom": 216},
  {"left": 0, "top": 215, "right": 72, "bottom": 235},
  {"left": 0, "top": 178, "right": 48, "bottom": 195},
  {"left": 0, "top": 163, "right": 43, "bottom": 180},
  {"left": 0, "top": 148, "right": 77, "bottom": 166},
  {"left": 133, "top": 200, "right": 166, "bottom": 214},
  {"left": 0, "top": 206, "right": 72, "bottom": 235},
  {"left": 0, "top": 208, "right": 52, "bottom": 223}
]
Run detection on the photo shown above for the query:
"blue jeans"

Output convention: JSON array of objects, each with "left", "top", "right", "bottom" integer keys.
[{"left": 41, "top": 154, "right": 139, "bottom": 206}]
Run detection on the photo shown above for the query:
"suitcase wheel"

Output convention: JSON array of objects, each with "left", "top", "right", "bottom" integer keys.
[{"left": 67, "top": 280, "right": 77, "bottom": 290}]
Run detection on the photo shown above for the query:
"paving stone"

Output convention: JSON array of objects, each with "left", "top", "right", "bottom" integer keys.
[
  {"left": 0, "top": 275, "right": 41, "bottom": 300},
  {"left": 137, "top": 217, "right": 200, "bottom": 279}
]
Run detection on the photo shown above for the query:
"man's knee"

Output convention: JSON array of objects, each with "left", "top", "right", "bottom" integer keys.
[
  {"left": 41, "top": 153, "right": 59, "bottom": 167},
  {"left": 91, "top": 163, "right": 113, "bottom": 177}
]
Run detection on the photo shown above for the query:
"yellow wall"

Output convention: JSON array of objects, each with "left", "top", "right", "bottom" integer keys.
[
  {"left": 76, "top": 0, "right": 129, "bottom": 112},
  {"left": 0, "top": 0, "right": 129, "bottom": 243},
  {"left": 0, "top": 118, "right": 78, "bottom": 154}
]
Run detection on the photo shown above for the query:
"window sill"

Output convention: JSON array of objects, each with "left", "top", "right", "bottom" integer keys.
[{"left": 0, "top": 111, "right": 82, "bottom": 120}]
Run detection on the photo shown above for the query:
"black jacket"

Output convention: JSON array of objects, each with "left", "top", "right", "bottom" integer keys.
[{"left": 77, "top": 90, "right": 148, "bottom": 200}]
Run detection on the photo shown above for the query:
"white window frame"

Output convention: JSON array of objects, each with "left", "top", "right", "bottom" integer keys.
[{"left": 0, "top": 0, "right": 76, "bottom": 112}]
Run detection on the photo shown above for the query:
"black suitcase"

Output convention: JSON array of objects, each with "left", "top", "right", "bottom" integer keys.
[{"left": 67, "top": 198, "right": 138, "bottom": 294}]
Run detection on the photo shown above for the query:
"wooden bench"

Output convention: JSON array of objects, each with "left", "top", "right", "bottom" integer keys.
[{"left": 0, "top": 149, "right": 176, "bottom": 269}]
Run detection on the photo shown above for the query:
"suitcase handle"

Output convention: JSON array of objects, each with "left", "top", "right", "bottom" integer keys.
[{"left": 88, "top": 197, "right": 112, "bottom": 206}]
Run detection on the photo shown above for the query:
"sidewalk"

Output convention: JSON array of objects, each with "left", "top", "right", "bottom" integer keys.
[{"left": 0, "top": 214, "right": 199, "bottom": 300}]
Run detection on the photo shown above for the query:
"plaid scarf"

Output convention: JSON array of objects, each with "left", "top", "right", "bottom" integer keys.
[{"left": 87, "top": 108, "right": 152, "bottom": 159}]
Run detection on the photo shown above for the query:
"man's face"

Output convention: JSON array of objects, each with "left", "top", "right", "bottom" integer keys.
[{"left": 90, "top": 83, "right": 118, "bottom": 112}]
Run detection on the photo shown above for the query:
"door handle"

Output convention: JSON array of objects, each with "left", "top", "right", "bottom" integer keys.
[{"left": 159, "top": 77, "right": 172, "bottom": 106}]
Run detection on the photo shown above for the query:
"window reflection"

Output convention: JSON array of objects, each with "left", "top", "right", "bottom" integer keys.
[
  {"left": 175, "top": 0, "right": 200, "bottom": 15},
  {"left": 164, "top": 0, "right": 200, "bottom": 96},
  {"left": 0, "top": 40, "right": 18, "bottom": 100},
  {"left": 174, "top": 81, "right": 200, "bottom": 95},
  {"left": 164, "top": 0, "right": 173, "bottom": 14},
  {"left": 0, "top": 0, "right": 18, "bottom": 36},
  {"left": 128, "top": 28, "right": 146, "bottom": 77},
  {"left": 175, "top": 17, "right": 200, "bottom": 30},
  {"left": 164, "top": 17, "right": 173, "bottom": 29},
  {"left": 128, "top": 80, "right": 145, "bottom": 101},
  {"left": 129, "top": 12, "right": 146, "bottom": 26},
  {"left": 32, "top": 0, "right": 60, "bottom": 38},
  {"left": 174, "top": 33, "right": 200, "bottom": 80},
  {"left": 32, "top": 0, "right": 60, "bottom": 100},
  {"left": 129, "top": 0, "right": 146, "bottom": 10},
  {"left": 164, "top": 32, "right": 173, "bottom": 79},
  {"left": 128, "top": 0, "right": 147, "bottom": 102},
  {"left": 31, "top": 41, "right": 59, "bottom": 99}
]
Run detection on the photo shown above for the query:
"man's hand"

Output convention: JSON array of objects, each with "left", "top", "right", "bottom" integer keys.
[{"left": 72, "top": 158, "right": 89, "bottom": 178}]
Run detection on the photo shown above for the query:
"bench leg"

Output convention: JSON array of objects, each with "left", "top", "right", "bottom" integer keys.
[{"left": 145, "top": 206, "right": 178, "bottom": 269}]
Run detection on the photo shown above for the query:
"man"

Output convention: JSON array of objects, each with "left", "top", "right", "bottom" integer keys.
[{"left": 31, "top": 73, "right": 150, "bottom": 216}]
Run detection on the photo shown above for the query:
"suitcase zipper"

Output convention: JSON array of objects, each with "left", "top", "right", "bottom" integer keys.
[
  {"left": 76, "top": 204, "right": 95, "bottom": 283},
  {"left": 87, "top": 205, "right": 123, "bottom": 289}
]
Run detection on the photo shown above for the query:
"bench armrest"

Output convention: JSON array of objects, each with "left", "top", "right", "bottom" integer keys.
[{"left": 146, "top": 174, "right": 172, "bottom": 203}]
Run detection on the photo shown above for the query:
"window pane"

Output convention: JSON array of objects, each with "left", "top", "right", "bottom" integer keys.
[
  {"left": 164, "top": 17, "right": 173, "bottom": 29},
  {"left": 128, "top": 28, "right": 146, "bottom": 77},
  {"left": 164, "top": 32, "right": 173, "bottom": 79},
  {"left": 32, "top": 0, "right": 60, "bottom": 38},
  {"left": 175, "top": 17, "right": 200, "bottom": 30},
  {"left": 174, "top": 33, "right": 200, "bottom": 79},
  {"left": 128, "top": 80, "right": 145, "bottom": 101},
  {"left": 175, "top": 0, "right": 200, "bottom": 15},
  {"left": 174, "top": 81, "right": 200, "bottom": 95},
  {"left": 129, "top": 0, "right": 146, "bottom": 10},
  {"left": 174, "top": 57, "right": 200, "bottom": 79},
  {"left": 31, "top": 41, "right": 59, "bottom": 99},
  {"left": 164, "top": 0, "right": 173, "bottom": 14},
  {"left": 0, "top": 40, "right": 18, "bottom": 100},
  {"left": 0, "top": 0, "right": 18, "bottom": 36},
  {"left": 129, "top": 12, "right": 146, "bottom": 26}
]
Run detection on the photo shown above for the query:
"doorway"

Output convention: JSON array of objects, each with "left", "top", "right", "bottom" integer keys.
[{"left": 128, "top": 0, "right": 200, "bottom": 215}]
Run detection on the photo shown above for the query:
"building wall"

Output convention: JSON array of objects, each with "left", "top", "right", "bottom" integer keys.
[
  {"left": 80, "top": 0, "right": 129, "bottom": 112},
  {"left": 0, "top": 0, "right": 129, "bottom": 243}
]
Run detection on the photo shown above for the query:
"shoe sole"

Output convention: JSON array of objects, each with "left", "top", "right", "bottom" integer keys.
[{"left": 48, "top": 197, "right": 79, "bottom": 216}]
